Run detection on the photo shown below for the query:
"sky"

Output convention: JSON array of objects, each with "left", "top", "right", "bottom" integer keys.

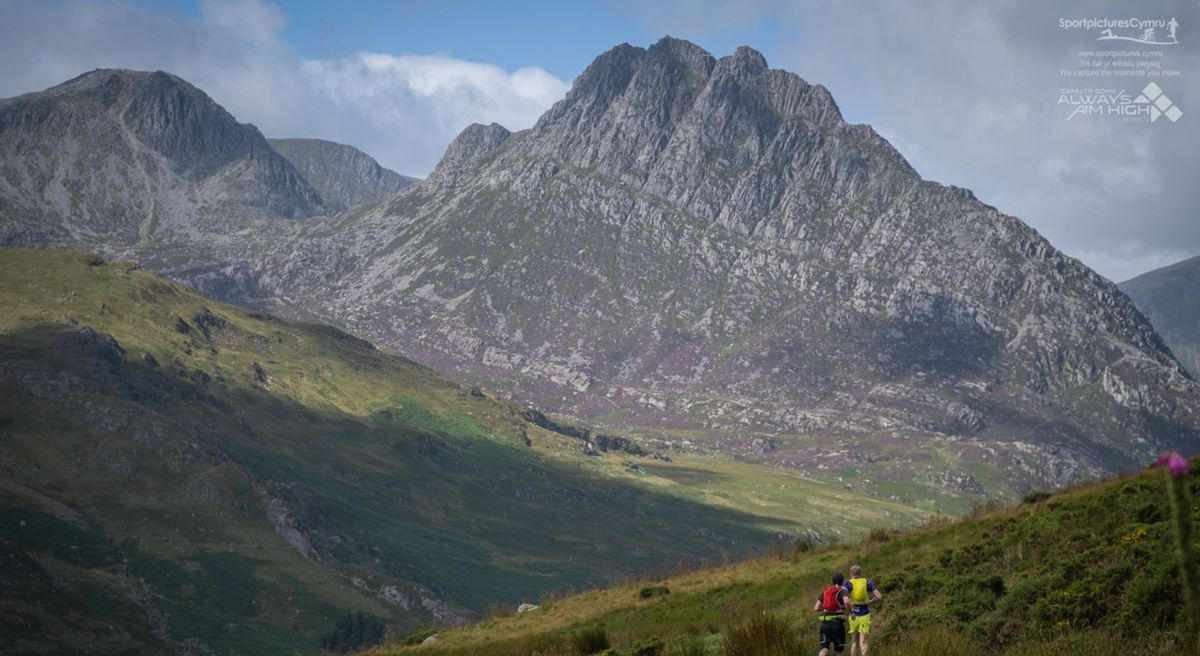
[{"left": 0, "top": 0, "right": 1196, "bottom": 282}]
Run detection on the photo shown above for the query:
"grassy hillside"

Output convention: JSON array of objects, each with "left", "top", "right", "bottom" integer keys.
[
  {"left": 0, "top": 249, "right": 929, "bottom": 655},
  {"left": 371, "top": 462, "right": 1200, "bottom": 656}
]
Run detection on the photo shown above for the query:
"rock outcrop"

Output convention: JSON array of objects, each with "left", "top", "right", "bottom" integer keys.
[
  {"left": 3, "top": 42, "right": 1198, "bottom": 497},
  {"left": 0, "top": 69, "right": 324, "bottom": 253},
  {"left": 268, "top": 138, "right": 417, "bottom": 213},
  {"left": 239, "top": 38, "right": 1197, "bottom": 494}
]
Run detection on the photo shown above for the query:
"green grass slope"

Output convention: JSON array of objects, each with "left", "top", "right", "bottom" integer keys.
[
  {"left": 374, "top": 462, "right": 1200, "bottom": 655},
  {"left": 0, "top": 249, "right": 928, "bottom": 655}
]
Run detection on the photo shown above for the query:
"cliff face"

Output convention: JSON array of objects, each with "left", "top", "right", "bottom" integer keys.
[
  {"left": 3, "top": 43, "right": 1198, "bottom": 500},
  {"left": 268, "top": 138, "right": 417, "bottom": 213},
  {"left": 0, "top": 69, "right": 324, "bottom": 253},
  {"left": 216, "top": 37, "right": 1196, "bottom": 497}
]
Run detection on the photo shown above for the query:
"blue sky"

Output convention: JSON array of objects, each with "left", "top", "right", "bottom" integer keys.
[
  {"left": 137, "top": 0, "right": 785, "bottom": 81},
  {"left": 2, "top": 0, "right": 1198, "bottom": 280},
  {"left": 279, "top": 1, "right": 779, "bottom": 79}
]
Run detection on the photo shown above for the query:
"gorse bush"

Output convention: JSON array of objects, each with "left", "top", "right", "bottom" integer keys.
[
  {"left": 571, "top": 624, "right": 610, "bottom": 655},
  {"left": 720, "top": 613, "right": 800, "bottom": 656},
  {"left": 639, "top": 585, "right": 671, "bottom": 599},
  {"left": 632, "top": 635, "right": 665, "bottom": 656},
  {"left": 1021, "top": 490, "right": 1051, "bottom": 504}
]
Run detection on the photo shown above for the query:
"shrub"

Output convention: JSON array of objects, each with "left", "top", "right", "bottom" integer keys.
[
  {"left": 977, "top": 574, "right": 1006, "bottom": 598},
  {"left": 721, "top": 612, "right": 800, "bottom": 656},
  {"left": 483, "top": 601, "right": 515, "bottom": 620},
  {"left": 398, "top": 627, "right": 437, "bottom": 646},
  {"left": 667, "top": 634, "right": 708, "bottom": 656},
  {"left": 1022, "top": 490, "right": 1052, "bottom": 504},
  {"left": 572, "top": 625, "right": 610, "bottom": 655},
  {"left": 639, "top": 585, "right": 671, "bottom": 599},
  {"left": 633, "top": 636, "right": 666, "bottom": 656},
  {"left": 867, "top": 527, "right": 897, "bottom": 544},
  {"left": 524, "top": 631, "right": 569, "bottom": 655}
]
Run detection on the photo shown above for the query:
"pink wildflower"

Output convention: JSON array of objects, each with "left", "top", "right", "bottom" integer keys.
[{"left": 1168, "top": 452, "right": 1191, "bottom": 478}]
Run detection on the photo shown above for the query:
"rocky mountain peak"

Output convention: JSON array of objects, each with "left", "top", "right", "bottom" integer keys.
[
  {"left": 427, "top": 122, "right": 512, "bottom": 187},
  {"left": 268, "top": 138, "right": 418, "bottom": 213},
  {"left": 0, "top": 67, "right": 325, "bottom": 251},
  {"left": 39, "top": 69, "right": 265, "bottom": 176},
  {"left": 4, "top": 41, "right": 1199, "bottom": 502},
  {"left": 725, "top": 45, "right": 769, "bottom": 75}
]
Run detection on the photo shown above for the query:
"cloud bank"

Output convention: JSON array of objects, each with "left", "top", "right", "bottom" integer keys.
[{"left": 0, "top": 0, "right": 568, "bottom": 178}]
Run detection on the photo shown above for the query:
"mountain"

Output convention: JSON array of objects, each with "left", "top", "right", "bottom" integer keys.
[
  {"left": 200, "top": 38, "right": 1196, "bottom": 499},
  {"left": 0, "top": 69, "right": 326, "bottom": 256},
  {"left": 1121, "top": 255, "right": 1200, "bottom": 378},
  {"left": 268, "top": 138, "right": 418, "bottom": 213},
  {"left": 0, "top": 248, "right": 927, "bottom": 655},
  {"left": 370, "top": 460, "right": 1200, "bottom": 655},
  {"left": 2, "top": 41, "right": 1199, "bottom": 506}
]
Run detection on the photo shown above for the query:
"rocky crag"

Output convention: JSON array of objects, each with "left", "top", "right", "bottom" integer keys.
[
  {"left": 268, "top": 138, "right": 417, "bottom": 213},
  {"left": 3, "top": 40, "right": 1198, "bottom": 502}
]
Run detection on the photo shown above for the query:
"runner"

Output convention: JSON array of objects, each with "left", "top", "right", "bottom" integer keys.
[
  {"left": 844, "top": 565, "right": 882, "bottom": 656},
  {"left": 813, "top": 572, "right": 848, "bottom": 655}
]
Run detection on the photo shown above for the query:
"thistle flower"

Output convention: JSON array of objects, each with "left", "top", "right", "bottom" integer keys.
[
  {"left": 1168, "top": 452, "right": 1191, "bottom": 478},
  {"left": 1156, "top": 451, "right": 1199, "bottom": 633}
]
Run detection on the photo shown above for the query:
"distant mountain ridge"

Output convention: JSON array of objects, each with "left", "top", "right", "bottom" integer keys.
[
  {"left": 268, "top": 138, "right": 418, "bottom": 213},
  {"left": 1, "top": 42, "right": 1198, "bottom": 503},
  {"left": 0, "top": 69, "right": 324, "bottom": 251},
  {"left": 215, "top": 37, "right": 1197, "bottom": 498},
  {"left": 1121, "top": 254, "right": 1200, "bottom": 378}
]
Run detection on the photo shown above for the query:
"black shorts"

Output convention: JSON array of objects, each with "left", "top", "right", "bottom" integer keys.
[{"left": 820, "top": 620, "right": 846, "bottom": 652}]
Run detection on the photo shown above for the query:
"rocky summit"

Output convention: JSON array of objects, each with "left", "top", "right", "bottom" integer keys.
[
  {"left": 268, "top": 138, "right": 418, "bottom": 213},
  {"left": 0, "top": 69, "right": 324, "bottom": 253},
  {"left": 2, "top": 39, "right": 1198, "bottom": 502}
]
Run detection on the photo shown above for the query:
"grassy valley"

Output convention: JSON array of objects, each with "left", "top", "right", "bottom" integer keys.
[{"left": 0, "top": 249, "right": 930, "bottom": 654}]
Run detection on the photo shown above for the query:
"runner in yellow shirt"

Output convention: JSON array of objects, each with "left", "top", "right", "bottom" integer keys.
[{"left": 843, "top": 565, "right": 882, "bottom": 656}]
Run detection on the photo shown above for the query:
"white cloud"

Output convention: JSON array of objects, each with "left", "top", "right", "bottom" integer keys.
[
  {"left": 0, "top": 0, "right": 568, "bottom": 177},
  {"left": 301, "top": 53, "right": 568, "bottom": 173}
]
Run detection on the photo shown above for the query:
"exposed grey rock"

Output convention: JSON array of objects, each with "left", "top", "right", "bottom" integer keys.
[
  {"left": 224, "top": 38, "right": 1195, "bottom": 494},
  {"left": 516, "top": 603, "right": 540, "bottom": 613},
  {"left": 3, "top": 44, "right": 1199, "bottom": 498},
  {"left": 268, "top": 138, "right": 418, "bottom": 213},
  {"left": 378, "top": 585, "right": 419, "bottom": 610},
  {"left": 0, "top": 68, "right": 324, "bottom": 263}
]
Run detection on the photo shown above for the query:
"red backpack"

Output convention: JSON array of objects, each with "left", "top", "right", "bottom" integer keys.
[{"left": 822, "top": 585, "right": 844, "bottom": 613}]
